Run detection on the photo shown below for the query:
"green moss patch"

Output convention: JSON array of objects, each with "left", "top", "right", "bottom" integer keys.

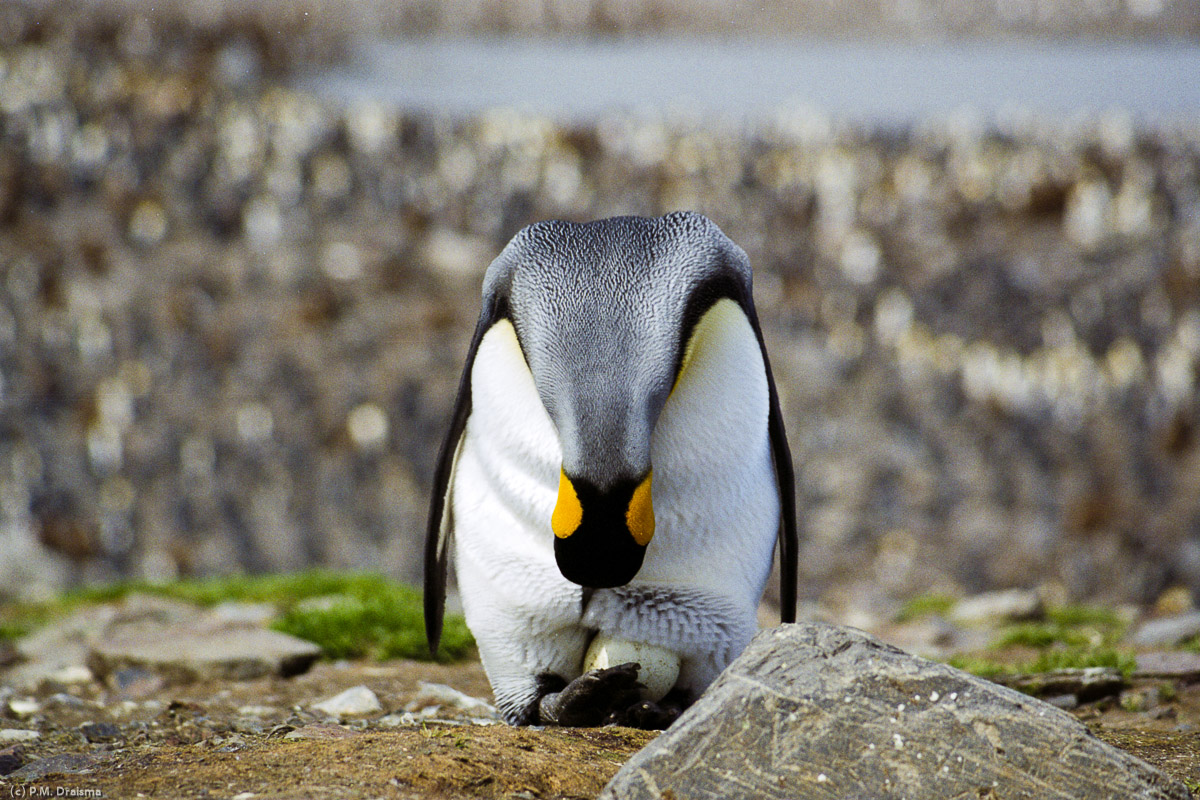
[
  {"left": 271, "top": 579, "right": 473, "bottom": 663},
  {"left": 895, "top": 593, "right": 958, "bottom": 623},
  {"left": 941, "top": 603, "right": 1135, "bottom": 689},
  {"left": 947, "top": 647, "right": 1136, "bottom": 682}
]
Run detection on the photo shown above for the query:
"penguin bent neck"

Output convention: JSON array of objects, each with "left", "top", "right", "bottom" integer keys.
[{"left": 458, "top": 299, "right": 776, "bottom": 604}]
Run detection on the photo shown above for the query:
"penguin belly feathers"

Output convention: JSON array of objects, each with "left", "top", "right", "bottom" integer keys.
[{"left": 424, "top": 212, "right": 797, "bottom": 727}]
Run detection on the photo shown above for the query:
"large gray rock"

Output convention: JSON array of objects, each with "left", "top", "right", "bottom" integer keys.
[{"left": 601, "top": 624, "right": 1192, "bottom": 800}]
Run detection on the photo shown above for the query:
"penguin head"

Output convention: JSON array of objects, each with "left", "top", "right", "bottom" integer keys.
[{"left": 480, "top": 212, "right": 756, "bottom": 589}]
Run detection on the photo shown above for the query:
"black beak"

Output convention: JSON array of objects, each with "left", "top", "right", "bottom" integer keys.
[{"left": 553, "top": 475, "right": 651, "bottom": 589}]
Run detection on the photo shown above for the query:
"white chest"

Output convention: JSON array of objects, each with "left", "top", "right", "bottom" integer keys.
[{"left": 453, "top": 302, "right": 778, "bottom": 603}]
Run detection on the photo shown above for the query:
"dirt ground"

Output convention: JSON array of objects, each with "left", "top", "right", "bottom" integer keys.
[
  {"left": 50, "top": 724, "right": 657, "bottom": 799},
  {"left": 1, "top": 658, "right": 657, "bottom": 800},
  {"left": 2, "top": 655, "right": 1197, "bottom": 799}
]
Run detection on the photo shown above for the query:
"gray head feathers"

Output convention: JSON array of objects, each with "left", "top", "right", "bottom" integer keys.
[{"left": 480, "top": 212, "right": 754, "bottom": 487}]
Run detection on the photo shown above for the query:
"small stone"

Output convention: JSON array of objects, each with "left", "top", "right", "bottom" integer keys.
[
  {"left": 47, "top": 664, "right": 94, "bottom": 684},
  {"left": 949, "top": 589, "right": 1042, "bottom": 625},
  {"left": 1130, "top": 611, "right": 1200, "bottom": 648},
  {"left": 405, "top": 682, "right": 496, "bottom": 717},
  {"left": 1134, "top": 651, "right": 1200, "bottom": 680},
  {"left": 322, "top": 241, "right": 363, "bottom": 281},
  {"left": 7, "top": 698, "right": 40, "bottom": 717},
  {"left": 79, "top": 721, "right": 122, "bottom": 743},
  {"left": 284, "top": 722, "right": 362, "bottom": 740},
  {"left": 45, "top": 693, "right": 92, "bottom": 710},
  {"left": 311, "top": 685, "right": 382, "bottom": 718},
  {"left": 127, "top": 199, "right": 168, "bottom": 247},
  {"left": 214, "top": 734, "right": 247, "bottom": 752},
  {"left": 1045, "top": 693, "right": 1080, "bottom": 710},
  {"left": 110, "top": 666, "right": 166, "bottom": 698},
  {"left": 237, "top": 705, "right": 278, "bottom": 717},
  {"left": 0, "top": 730, "right": 40, "bottom": 743},
  {"left": 1000, "top": 667, "right": 1126, "bottom": 703},
  {"left": 6, "top": 752, "right": 105, "bottom": 781},
  {"left": 0, "top": 744, "right": 26, "bottom": 775},
  {"left": 878, "top": 617, "right": 991, "bottom": 659},
  {"left": 378, "top": 709, "right": 437, "bottom": 727},
  {"left": 233, "top": 718, "right": 267, "bottom": 735}
]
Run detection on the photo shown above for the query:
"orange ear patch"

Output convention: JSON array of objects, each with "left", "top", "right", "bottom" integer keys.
[
  {"left": 626, "top": 471, "right": 655, "bottom": 546},
  {"left": 552, "top": 470, "right": 583, "bottom": 539}
]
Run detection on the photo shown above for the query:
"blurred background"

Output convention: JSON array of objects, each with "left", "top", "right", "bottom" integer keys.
[{"left": 2, "top": 0, "right": 1199, "bottom": 622}]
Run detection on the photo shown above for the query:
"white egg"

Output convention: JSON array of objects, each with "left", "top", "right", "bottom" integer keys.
[{"left": 582, "top": 633, "right": 681, "bottom": 703}]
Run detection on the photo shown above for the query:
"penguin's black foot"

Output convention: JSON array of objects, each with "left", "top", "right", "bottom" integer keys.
[
  {"left": 607, "top": 687, "right": 693, "bottom": 730},
  {"left": 537, "top": 663, "right": 643, "bottom": 727}
]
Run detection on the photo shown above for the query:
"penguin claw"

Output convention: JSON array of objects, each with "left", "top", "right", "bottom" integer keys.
[
  {"left": 607, "top": 700, "right": 680, "bottom": 730},
  {"left": 537, "top": 662, "right": 643, "bottom": 727},
  {"left": 608, "top": 686, "right": 691, "bottom": 730}
]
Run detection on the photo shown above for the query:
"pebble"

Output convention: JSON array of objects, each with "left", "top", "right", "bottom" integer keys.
[
  {"left": 44, "top": 693, "right": 93, "bottom": 709},
  {"left": 110, "top": 667, "right": 167, "bottom": 699},
  {"left": 284, "top": 722, "right": 363, "bottom": 740},
  {"left": 6, "top": 752, "right": 106, "bottom": 781},
  {"left": 214, "top": 734, "right": 248, "bottom": 752},
  {"left": 311, "top": 685, "right": 383, "bottom": 718},
  {"left": 232, "top": 718, "right": 268, "bottom": 735},
  {"left": 949, "top": 589, "right": 1043, "bottom": 625},
  {"left": 79, "top": 721, "right": 123, "bottom": 743},
  {"left": 1133, "top": 651, "right": 1200, "bottom": 680},
  {"left": 405, "top": 682, "right": 496, "bottom": 717},
  {"left": 1000, "top": 667, "right": 1126, "bottom": 703},
  {"left": 0, "top": 730, "right": 40, "bottom": 743},
  {"left": 1129, "top": 612, "right": 1200, "bottom": 648},
  {"left": 7, "top": 698, "right": 40, "bottom": 718},
  {"left": 46, "top": 665, "right": 94, "bottom": 685},
  {"left": 237, "top": 705, "right": 279, "bottom": 717},
  {"left": 0, "top": 744, "right": 26, "bottom": 775},
  {"left": 378, "top": 709, "right": 439, "bottom": 727}
]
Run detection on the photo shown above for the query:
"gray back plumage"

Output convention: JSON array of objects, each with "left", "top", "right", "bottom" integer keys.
[{"left": 480, "top": 212, "right": 753, "bottom": 488}]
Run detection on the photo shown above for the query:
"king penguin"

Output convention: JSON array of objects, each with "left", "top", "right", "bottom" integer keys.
[{"left": 425, "top": 211, "right": 797, "bottom": 728}]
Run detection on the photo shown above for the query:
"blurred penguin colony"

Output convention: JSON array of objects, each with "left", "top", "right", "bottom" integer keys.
[{"left": 2, "top": 2, "right": 1200, "bottom": 613}]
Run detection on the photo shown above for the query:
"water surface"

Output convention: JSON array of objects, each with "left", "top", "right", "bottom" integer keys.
[{"left": 302, "top": 37, "right": 1200, "bottom": 125}]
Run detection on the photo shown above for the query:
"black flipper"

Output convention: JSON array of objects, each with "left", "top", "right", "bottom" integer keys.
[
  {"left": 424, "top": 296, "right": 509, "bottom": 656},
  {"left": 763, "top": 356, "right": 798, "bottom": 624},
  {"left": 732, "top": 287, "right": 799, "bottom": 625}
]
